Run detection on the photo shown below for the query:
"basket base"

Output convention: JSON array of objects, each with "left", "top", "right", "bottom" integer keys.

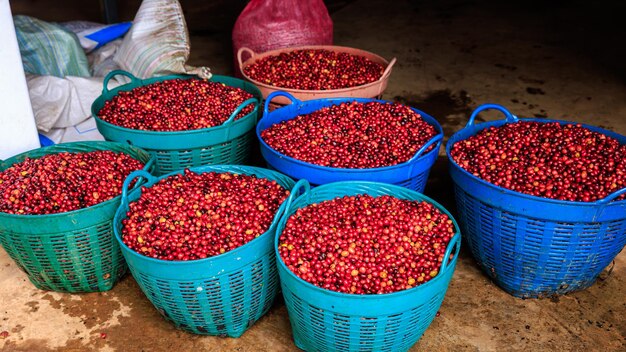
[
  {"left": 454, "top": 184, "right": 626, "bottom": 299},
  {"left": 485, "top": 268, "right": 599, "bottom": 299},
  {"left": 28, "top": 277, "right": 119, "bottom": 293},
  {"left": 294, "top": 337, "right": 307, "bottom": 351},
  {"left": 124, "top": 244, "right": 281, "bottom": 337},
  {"left": 1, "top": 229, "right": 128, "bottom": 293}
]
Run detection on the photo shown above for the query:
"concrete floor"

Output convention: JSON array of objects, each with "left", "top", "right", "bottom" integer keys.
[{"left": 2, "top": 0, "right": 626, "bottom": 351}]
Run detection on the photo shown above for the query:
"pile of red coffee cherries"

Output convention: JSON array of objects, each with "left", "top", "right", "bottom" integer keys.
[
  {"left": 121, "top": 171, "right": 289, "bottom": 261},
  {"left": 279, "top": 195, "right": 455, "bottom": 294},
  {"left": 451, "top": 121, "right": 626, "bottom": 202},
  {"left": 244, "top": 49, "right": 384, "bottom": 90},
  {"left": 98, "top": 79, "right": 255, "bottom": 132},
  {"left": 261, "top": 101, "right": 438, "bottom": 168},
  {"left": 0, "top": 151, "right": 144, "bottom": 215}
]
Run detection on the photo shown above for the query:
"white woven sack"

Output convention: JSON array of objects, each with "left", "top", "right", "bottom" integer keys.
[{"left": 113, "top": 0, "right": 211, "bottom": 79}]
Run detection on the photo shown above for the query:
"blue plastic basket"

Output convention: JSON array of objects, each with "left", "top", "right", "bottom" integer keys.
[
  {"left": 274, "top": 180, "right": 461, "bottom": 352},
  {"left": 256, "top": 91, "right": 444, "bottom": 192},
  {"left": 113, "top": 166, "right": 298, "bottom": 336},
  {"left": 446, "top": 104, "right": 626, "bottom": 298},
  {"left": 92, "top": 70, "right": 263, "bottom": 175}
]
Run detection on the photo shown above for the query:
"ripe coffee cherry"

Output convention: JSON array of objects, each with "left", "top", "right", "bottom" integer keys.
[
  {"left": 279, "top": 195, "right": 455, "bottom": 294},
  {"left": 98, "top": 79, "right": 255, "bottom": 132},
  {"left": 0, "top": 151, "right": 144, "bottom": 215},
  {"left": 244, "top": 49, "right": 384, "bottom": 90},
  {"left": 122, "top": 170, "right": 289, "bottom": 261},
  {"left": 261, "top": 101, "right": 438, "bottom": 168},
  {"left": 451, "top": 121, "right": 626, "bottom": 202}
]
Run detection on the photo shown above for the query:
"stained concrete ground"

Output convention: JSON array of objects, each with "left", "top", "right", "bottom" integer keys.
[{"left": 2, "top": 0, "right": 626, "bottom": 351}]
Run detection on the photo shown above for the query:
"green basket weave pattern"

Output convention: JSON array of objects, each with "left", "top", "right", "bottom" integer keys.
[
  {"left": 152, "top": 131, "right": 255, "bottom": 175},
  {"left": 0, "top": 141, "right": 155, "bottom": 292},
  {"left": 91, "top": 71, "right": 263, "bottom": 175}
]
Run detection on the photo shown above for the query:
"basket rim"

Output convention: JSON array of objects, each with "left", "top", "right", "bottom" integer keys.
[
  {"left": 257, "top": 98, "right": 443, "bottom": 173},
  {"left": 0, "top": 141, "right": 153, "bottom": 220},
  {"left": 274, "top": 180, "right": 462, "bottom": 300},
  {"left": 91, "top": 74, "right": 260, "bottom": 136},
  {"left": 446, "top": 117, "right": 626, "bottom": 206},
  {"left": 240, "top": 45, "right": 391, "bottom": 94},
  {"left": 114, "top": 165, "right": 295, "bottom": 266}
]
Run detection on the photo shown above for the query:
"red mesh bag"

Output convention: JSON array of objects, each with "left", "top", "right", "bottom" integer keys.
[{"left": 232, "top": 0, "right": 333, "bottom": 76}]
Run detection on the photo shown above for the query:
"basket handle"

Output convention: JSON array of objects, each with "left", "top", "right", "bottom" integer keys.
[
  {"left": 223, "top": 98, "right": 258, "bottom": 126},
  {"left": 440, "top": 234, "right": 461, "bottom": 272},
  {"left": 142, "top": 153, "right": 157, "bottom": 174},
  {"left": 237, "top": 47, "right": 256, "bottom": 74},
  {"left": 120, "top": 170, "right": 156, "bottom": 210},
  {"left": 466, "top": 104, "right": 519, "bottom": 128},
  {"left": 376, "top": 57, "right": 396, "bottom": 95},
  {"left": 380, "top": 57, "right": 397, "bottom": 81},
  {"left": 282, "top": 179, "right": 311, "bottom": 214},
  {"left": 103, "top": 70, "right": 140, "bottom": 95},
  {"left": 275, "top": 179, "right": 311, "bottom": 231},
  {"left": 596, "top": 187, "right": 626, "bottom": 204},
  {"left": 407, "top": 133, "right": 443, "bottom": 163},
  {"left": 263, "top": 91, "right": 302, "bottom": 115}
]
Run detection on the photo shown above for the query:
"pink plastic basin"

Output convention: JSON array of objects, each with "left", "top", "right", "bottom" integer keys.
[{"left": 237, "top": 45, "right": 396, "bottom": 105}]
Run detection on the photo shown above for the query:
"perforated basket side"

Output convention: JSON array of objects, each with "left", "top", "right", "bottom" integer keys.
[
  {"left": 129, "top": 248, "right": 279, "bottom": 336},
  {"left": 394, "top": 169, "right": 431, "bottom": 192},
  {"left": 0, "top": 221, "right": 126, "bottom": 292},
  {"left": 280, "top": 268, "right": 452, "bottom": 352},
  {"left": 151, "top": 131, "right": 254, "bottom": 175},
  {"left": 454, "top": 185, "right": 626, "bottom": 298}
]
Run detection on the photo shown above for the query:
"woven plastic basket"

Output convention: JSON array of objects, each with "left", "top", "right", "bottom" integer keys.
[
  {"left": 0, "top": 141, "right": 155, "bottom": 292},
  {"left": 257, "top": 91, "right": 443, "bottom": 192},
  {"left": 113, "top": 166, "right": 299, "bottom": 336},
  {"left": 446, "top": 104, "right": 626, "bottom": 298},
  {"left": 275, "top": 180, "right": 461, "bottom": 352},
  {"left": 91, "top": 70, "right": 262, "bottom": 176}
]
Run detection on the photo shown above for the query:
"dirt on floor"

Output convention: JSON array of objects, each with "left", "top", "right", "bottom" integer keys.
[{"left": 2, "top": 0, "right": 626, "bottom": 351}]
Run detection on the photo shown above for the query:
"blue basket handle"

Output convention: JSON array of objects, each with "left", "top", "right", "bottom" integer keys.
[
  {"left": 407, "top": 133, "right": 443, "bottom": 163},
  {"left": 223, "top": 98, "right": 258, "bottom": 126},
  {"left": 264, "top": 91, "right": 302, "bottom": 116},
  {"left": 440, "top": 234, "right": 461, "bottom": 273},
  {"left": 102, "top": 70, "right": 141, "bottom": 95},
  {"left": 466, "top": 104, "right": 519, "bottom": 128},
  {"left": 120, "top": 170, "right": 156, "bottom": 210},
  {"left": 596, "top": 187, "right": 626, "bottom": 205}
]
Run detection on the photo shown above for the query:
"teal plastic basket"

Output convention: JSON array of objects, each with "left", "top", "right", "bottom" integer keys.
[
  {"left": 0, "top": 141, "right": 155, "bottom": 292},
  {"left": 113, "top": 166, "right": 299, "bottom": 336},
  {"left": 275, "top": 181, "right": 462, "bottom": 352},
  {"left": 91, "top": 70, "right": 263, "bottom": 175}
]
